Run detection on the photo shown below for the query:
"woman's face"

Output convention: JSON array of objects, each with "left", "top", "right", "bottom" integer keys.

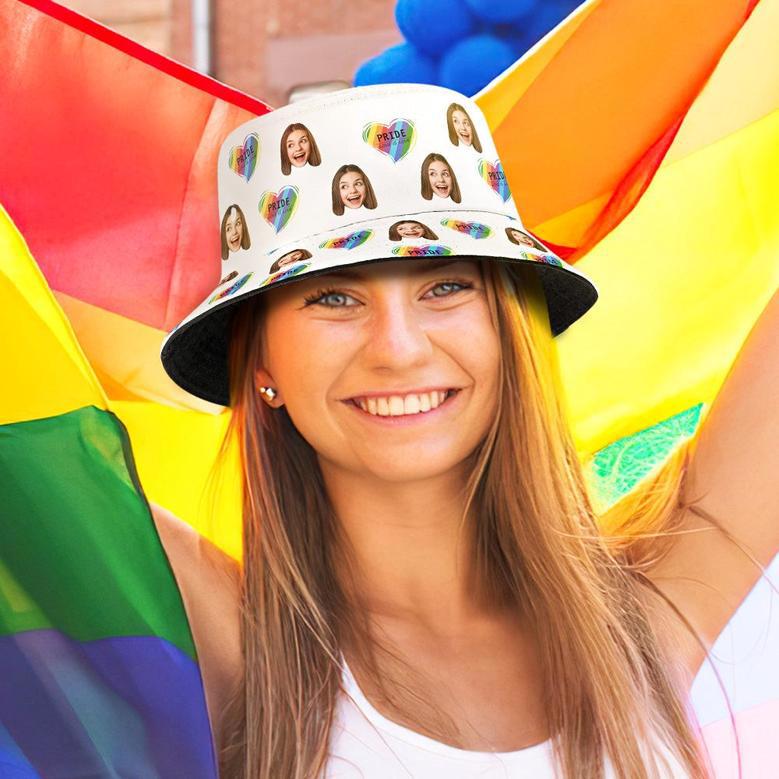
[
  {"left": 286, "top": 129, "right": 311, "bottom": 167},
  {"left": 225, "top": 209, "right": 244, "bottom": 252},
  {"left": 451, "top": 110, "right": 473, "bottom": 145},
  {"left": 511, "top": 230, "right": 534, "bottom": 248},
  {"left": 427, "top": 160, "right": 452, "bottom": 198},
  {"left": 255, "top": 259, "right": 500, "bottom": 483},
  {"left": 396, "top": 222, "right": 425, "bottom": 238},
  {"left": 339, "top": 171, "right": 367, "bottom": 208},
  {"left": 279, "top": 249, "right": 304, "bottom": 267}
]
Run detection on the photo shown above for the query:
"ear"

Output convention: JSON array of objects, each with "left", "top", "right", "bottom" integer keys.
[{"left": 254, "top": 366, "right": 284, "bottom": 406}]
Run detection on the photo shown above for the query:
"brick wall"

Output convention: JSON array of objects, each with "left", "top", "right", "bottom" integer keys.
[
  {"left": 59, "top": 0, "right": 401, "bottom": 107},
  {"left": 62, "top": 0, "right": 174, "bottom": 55}
]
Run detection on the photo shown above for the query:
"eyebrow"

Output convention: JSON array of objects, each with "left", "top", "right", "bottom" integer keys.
[{"left": 313, "top": 258, "right": 466, "bottom": 281}]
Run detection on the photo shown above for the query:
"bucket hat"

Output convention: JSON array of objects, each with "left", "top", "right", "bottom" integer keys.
[{"left": 160, "top": 82, "right": 599, "bottom": 406}]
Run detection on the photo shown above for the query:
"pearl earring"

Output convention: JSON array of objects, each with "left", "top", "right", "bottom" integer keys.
[{"left": 259, "top": 386, "right": 277, "bottom": 403}]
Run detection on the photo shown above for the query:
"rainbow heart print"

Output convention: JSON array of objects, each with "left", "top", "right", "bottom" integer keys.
[
  {"left": 391, "top": 244, "right": 452, "bottom": 257},
  {"left": 319, "top": 229, "right": 374, "bottom": 250},
  {"left": 517, "top": 250, "right": 563, "bottom": 267},
  {"left": 440, "top": 218, "right": 492, "bottom": 239},
  {"left": 478, "top": 159, "right": 511, "bottom": 202},
  {"left": 259, "top": 185, "right": 299, "bottom": 233},
  {"left": 208, "top": 272, "right": 253, "bottom": 304},
  {"left": 228, "top": 133, "right": 259, "bottom": 182},
  {"left": 362, "top": 118, "right": 415, "bottom": 163}
]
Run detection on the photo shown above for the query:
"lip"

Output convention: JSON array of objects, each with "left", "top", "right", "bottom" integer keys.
[{"left": 341, "top": 388, "right": 462, "bottom": 426}]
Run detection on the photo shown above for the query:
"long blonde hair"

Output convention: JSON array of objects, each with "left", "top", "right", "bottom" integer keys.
[{"left": 214, "top": 259, "right": 717, "bottom": 778}]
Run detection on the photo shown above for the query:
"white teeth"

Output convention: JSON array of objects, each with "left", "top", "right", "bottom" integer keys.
[
  {"left": 404, "top": 395, "right": 421, "bottom": 414},
  {"left": 388, "top": 396, "right": 405, "bottom": 416},
  {"left": 352, "top": 390, "right": 454, "bottom": 417}
]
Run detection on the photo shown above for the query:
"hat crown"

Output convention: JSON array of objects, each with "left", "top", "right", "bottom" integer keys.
[
  {"left": 217, "top": 83, "right": 520, "bottom": 268},
  {"left": 160, "top": 82, "right": 599, "bottom": 407}
]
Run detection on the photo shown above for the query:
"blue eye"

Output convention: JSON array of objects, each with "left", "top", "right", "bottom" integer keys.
[
  {"left": 301, "top": 279, "right": 473, "bottom": 308},
  {"left": 302, "top": 288, "right": 357, "bottom": 307}
]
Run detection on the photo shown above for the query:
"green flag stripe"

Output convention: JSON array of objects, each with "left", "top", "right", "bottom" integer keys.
[{"left": 0, "top": 405, "right": 197, "bottom": 661}]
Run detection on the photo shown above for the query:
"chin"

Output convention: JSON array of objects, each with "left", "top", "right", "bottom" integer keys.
[{"left": 363, "top": 450, "right": 471, "bottom": 483}]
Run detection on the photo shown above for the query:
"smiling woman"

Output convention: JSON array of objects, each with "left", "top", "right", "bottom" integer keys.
[
  {"left": 209, "top": 256, "right": 705, "bottom": 779},
  {"left": 253, "top": 258, "right": 499, "bottom": 484},
  {"left": 153, "top": 83, "right": 775, "bottom": 779}
]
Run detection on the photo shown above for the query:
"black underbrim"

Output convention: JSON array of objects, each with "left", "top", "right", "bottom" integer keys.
[{"left": 160, "top": 256, "right": 598, "bottom": 407}]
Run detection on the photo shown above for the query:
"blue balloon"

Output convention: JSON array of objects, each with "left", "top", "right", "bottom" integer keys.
[
  {"left": 395, "top": 0, "right": 475, "bottom": 56},
  {"left": 438, "top": 34, "right": 516, "bottom": 96},
  {"left": 354, "top": 43, "right": 438, "bottom": 87},
  {"left": 463, "top": 0, "right": 536, "bottom": 24},
  {"left": 518, "top": 2, "right": 577, "bottom": 45},
  {"left": 498, "top": 1, "right": 580, "bottom": 57}
]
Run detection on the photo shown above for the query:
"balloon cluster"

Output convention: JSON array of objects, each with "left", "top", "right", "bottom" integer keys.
[{"left": 355, "top": 0, "right": 582, "bottom": 97}]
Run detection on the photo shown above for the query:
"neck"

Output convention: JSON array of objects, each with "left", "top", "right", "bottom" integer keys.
[{"left": 320, "top": 457, "right": 495, "bottom": 632}]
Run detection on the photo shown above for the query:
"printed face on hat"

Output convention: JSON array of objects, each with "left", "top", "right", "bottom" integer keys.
[
  {"left": 280, "top": 122, "right": 322, "bottom": 175},
  {"left": 446, "top": 103, "right": 482, "bottom": 152},
  {"left": 397, "top": 221, "right": 425, "bottom": 238},
  {"left": 506, "top": 227, "right": 546, "bottom": 252},
  {"left": 283, "top": 249, "right": 305, "bottom": 265},
  {"left": 225, "top": 209, "right": 244, "bottom": 251},
  {"left": 421, "top": 153, "right": 461, "bottom": 203},
  {"left": 253, "top": 258, "right": 500, "bottom": 482},
  {"left": 221, "top": 205, "right": 251, "bottom": 260},
  {"left": 339, "top": 171, "right": 367, "bottom": 208},
  {"left": 428, "top": 160, "right": 451, "bottom": 198},
  {"left": 388, "top": 220, "right": 439, "bottom": 242},
  {"left": 286, "top": 129, "right": 311, "bottom": 167},
  {"left": 451, "top": 109, "right": 473, "bottom": 146},
  {"left": 270, "top": 248, "right": 311, "bottom": 273},
  {"left": 218, "top": 270, "right": 239, "bottom": 286}
]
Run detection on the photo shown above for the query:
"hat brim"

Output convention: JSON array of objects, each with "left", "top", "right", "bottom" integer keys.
[{"left": 160, "top": 211, "right": 598, "bottom": 406}]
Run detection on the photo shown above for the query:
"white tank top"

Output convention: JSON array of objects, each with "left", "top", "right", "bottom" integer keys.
[{"left": 324, "top": 658, "right": 691, "bottom": 778}]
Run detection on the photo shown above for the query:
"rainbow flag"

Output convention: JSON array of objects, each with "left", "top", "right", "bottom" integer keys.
[
  {"left": 1, "top": 0, "right": 777, "bottom": 774},
  {"left": 0, "top": 205, "right": 218, "bottom": 776}
]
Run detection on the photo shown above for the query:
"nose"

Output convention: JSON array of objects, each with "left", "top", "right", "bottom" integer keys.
[{"left": 363, "top": 288, "right": 434, "bottom": 371}]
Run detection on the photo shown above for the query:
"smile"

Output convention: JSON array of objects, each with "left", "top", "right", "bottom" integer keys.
[{"left": 346, "top": 388, "right": 459, "bottom": 418}]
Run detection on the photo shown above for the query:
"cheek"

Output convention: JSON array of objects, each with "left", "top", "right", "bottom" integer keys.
[{"left": 264, "top": 316, "right": 350, "bottom": 425}]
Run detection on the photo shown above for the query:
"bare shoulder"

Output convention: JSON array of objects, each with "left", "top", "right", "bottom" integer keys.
[
  {"left": 148, "top": 501, "right": 243, "bottom": 744},
  {"left": 149, "top": 500, "right": 241, "bottom": 591}
]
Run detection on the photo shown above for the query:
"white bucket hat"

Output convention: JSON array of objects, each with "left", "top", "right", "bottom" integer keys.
[{"left": 160, "top": 82, "right": 598, "bottom": 406}]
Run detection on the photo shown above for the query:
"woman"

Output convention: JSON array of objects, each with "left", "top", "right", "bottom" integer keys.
[
  {"left": 280, "top": 122, "right": 322, "bottom": 174},
  {"left": 420, "top": 152, "right": 462, "bottom": 203},
  {"left": 388, "top": 219, "right": 439, "bottom": 241},
  {"left": 446, "top": 102, "right": 483, "bottom": 152},
  {"left": 505, "top": 225, "right": 548, "bottom": 252},
  {"left": 268, "top": 247, "right": 312, "bottom": 274},
  {"left": 220, "top": 204, "right": 251, "bottom": 260},
  {"left": 156, "top": 84, "right": 779, "bottom": 778},
  {"left": 331, "top": 163, "right": 378, "bottom": 215}
]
